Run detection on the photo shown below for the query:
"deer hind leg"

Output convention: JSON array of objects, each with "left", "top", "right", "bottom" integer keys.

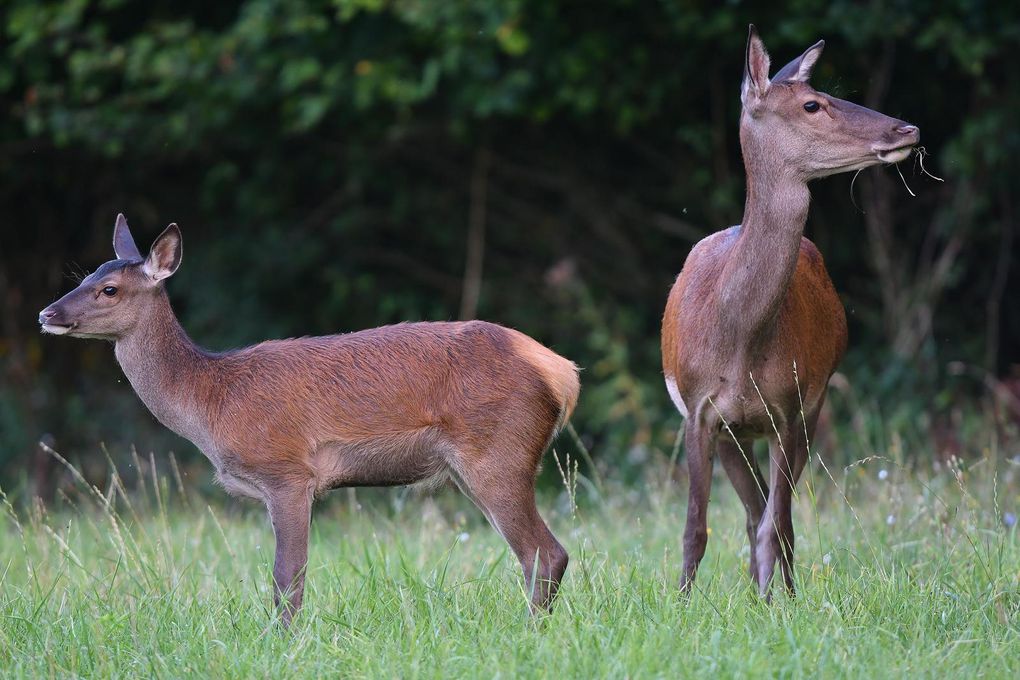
[
  {"left": 681, "top": 419, "right": 715, "bottom": 593},
  {"left": 717, "top": 437, "right": 768, "bottom": 581},
  {"left": 453, "top": 445, "right": 568, "bottom": 612},
  {"left": 266, "top": 480, "right": 314, "bottom": 627},
  {"left": 755, "top": 417, "right": 812, "bottom": 598}
]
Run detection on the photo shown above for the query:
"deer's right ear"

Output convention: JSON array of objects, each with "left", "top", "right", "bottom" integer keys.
[
  {"left": 741, "top": 24, "right": 771, "bottom": 109},
  {"left": 113, "top": 213, "right": 143, "bottom": 261},
  {"left": 143, "top": 224, "right": 183, "bottom": 282},
  {"left": 773, "top": 39, "right": 825, "bottom": 83}
]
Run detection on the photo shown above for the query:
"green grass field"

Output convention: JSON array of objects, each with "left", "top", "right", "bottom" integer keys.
[{"left": 1, "top": 441, "right": 1017, "bottom": 678}]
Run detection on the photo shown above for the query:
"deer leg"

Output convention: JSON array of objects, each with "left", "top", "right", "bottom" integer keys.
[
  {"left": 717, "top": 438, "right": 768, "bottom": 580},
  {"left": 755, "top": 419, "right": 811, "bottom": 597},
  {"left": 681, "top": 419, "right": 714, "bottom": 593},
  {"left": 755, "top": 435, "right": 789, "bottom": 599},
  {"left": 455, "top": 456, "right": 568, "bottom": 612},
  {"left": 267, "top": 483, "right": 313, "bottom": 626}
]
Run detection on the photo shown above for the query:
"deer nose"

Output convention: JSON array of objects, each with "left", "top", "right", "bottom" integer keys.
[{"left": 895, "top": 124, "right": 920, "bottom": 139}]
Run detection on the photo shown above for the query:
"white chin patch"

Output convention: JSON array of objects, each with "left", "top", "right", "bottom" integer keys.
[
  {"left": 41, "top": 324, "right": 71, "bottom": 335},
  {"left": 878, "top": 147, "right": 913, "bottom": 164}
]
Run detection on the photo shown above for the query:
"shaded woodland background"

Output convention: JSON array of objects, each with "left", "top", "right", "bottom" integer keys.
[{"left": 1, "top": 0, "right": 1018, "bottom": 496}]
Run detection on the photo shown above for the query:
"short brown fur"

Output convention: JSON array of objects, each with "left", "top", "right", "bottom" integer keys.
[
  {"left": 40, "top": 216, "right": 578, "bottom": 625},
  {"left": 661, "top": 26, "right": 918, "bottom": 596}
]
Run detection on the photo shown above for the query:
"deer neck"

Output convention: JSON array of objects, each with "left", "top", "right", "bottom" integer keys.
[
  {"left": 718, "top": 145, "right": 810, "bottom": 348},
  {"left": 114, "top": 291, "right": 216, "bottom": 445}
]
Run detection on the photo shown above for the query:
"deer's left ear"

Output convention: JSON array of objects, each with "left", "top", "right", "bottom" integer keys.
[
  {"left": 773, "top": 39, "right": 825, "bottom": 83},
  {"left": 741, "top": 25, "right": 771, "bottom": 108},
  {"left": 143, "top": 224, "right": 182, "bottom": 282},
  {"left": 113, "top": 213, "right": 142, "bottom": 261}
]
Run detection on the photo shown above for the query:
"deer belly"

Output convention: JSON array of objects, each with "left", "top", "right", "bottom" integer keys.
[
  {"left": 311, "top": 429, "right": 450, "bottom": 493},
  {"left": 214, "top": 466, "right": 266, "bottom": 501}
]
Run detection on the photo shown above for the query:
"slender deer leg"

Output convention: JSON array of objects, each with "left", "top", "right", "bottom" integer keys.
[
  {"left": 758, "top": 436, "right": 787, "bottom": 599},
  {"left": 681, "top": 419, "right": 714, "bottom": 592},
  {"left": 717, "top": 438, "right": 768, "bottom": 580},
  {"left": 456, "top": 456, "right": 568, "bottom": 612},
  {"left": 755, "top": 416, "right": 812, "bottom": 597},
  {"left": 781, "top": 410, "right": 816, "bottom": 591},
  {"left": 267, "top": 484, "right": 313, "bottom": 626}
]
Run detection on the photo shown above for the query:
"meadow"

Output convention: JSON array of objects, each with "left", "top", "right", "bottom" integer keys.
[{"left": 0, "top": 433, "right": 1017, "bottom": 679}]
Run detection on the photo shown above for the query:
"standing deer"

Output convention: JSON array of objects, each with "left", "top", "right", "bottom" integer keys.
[
  {"left": 39, "top": 216, "right": 578, "bottom": 625},
  {"left": 661, "top": 26, "right": 919, "bottom": 596}
]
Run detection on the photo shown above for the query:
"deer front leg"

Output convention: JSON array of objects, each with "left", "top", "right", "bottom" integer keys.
[
  {"left": 717, "top": 438, "right": 768, "bottom": 580},
  {"left": 755, "top": 421, "right": 810, "bottom": 597},
  {"left": 267, "top": 484, "right": 313, "bottom": 626}
]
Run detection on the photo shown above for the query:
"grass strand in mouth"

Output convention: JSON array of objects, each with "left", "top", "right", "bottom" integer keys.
[
  {"left": 914, "top": 145, "right": 945, "bottom": 183},
  {"left": 894, "top": 160, "right": 917, "bottom": 197},
  {"left": 849, "top": 168, "right": 866, "bottom": 213}
]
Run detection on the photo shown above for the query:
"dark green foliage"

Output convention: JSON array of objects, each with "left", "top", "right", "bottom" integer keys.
[{"left": 1, "top": 0, "right": 1017, "bottom": 489}]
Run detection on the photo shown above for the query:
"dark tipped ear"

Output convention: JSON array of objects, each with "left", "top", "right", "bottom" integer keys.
[
  {"left": 773, "top": 39, "right": 825, "bottom": 83},
  {"left": 142, "top": 224, "right": 182, "bottom": 282},
  {"left": 741, "top": 24, "right": 771, "bottom": 108},
  {"left": 113, "top": 213, "right": 142, "bottom": 261}
]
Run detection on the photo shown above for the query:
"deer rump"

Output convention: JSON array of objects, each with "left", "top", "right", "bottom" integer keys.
[{"left": 196, "top": 320, "right": 579, "bottom": 502}]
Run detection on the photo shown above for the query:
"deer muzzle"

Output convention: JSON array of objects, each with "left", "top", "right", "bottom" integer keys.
[
  {"left": 875, "top": 124, "right": 920, "bottom": 164},
  {"left": 38, "top": 306, "right": 76, "bottom": 335}
]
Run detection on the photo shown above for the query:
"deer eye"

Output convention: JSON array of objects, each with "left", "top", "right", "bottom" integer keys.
[
  {"left": 102, "top": 286, "right": 118, "bottom": 297},
  {"left": 803, "top": 101, "right": 820, "bottom": 113}
]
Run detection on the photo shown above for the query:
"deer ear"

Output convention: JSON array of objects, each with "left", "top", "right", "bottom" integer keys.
[
  {"left": 143, "top": 224, "right": 182, "bottom": 282},
  {"left": 113, "top": 213, "right": 142, "bottom": 261},
  {"left": 741, "top": 24, "right": 771, "bottom": 108},
  {"left": 773, "top": 39, "right": 825, "bottom": 83}
]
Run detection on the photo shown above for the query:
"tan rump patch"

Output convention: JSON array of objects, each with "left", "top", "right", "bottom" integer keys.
[{"left": 506, "top": 329, "right": 580, "bottom": 426}]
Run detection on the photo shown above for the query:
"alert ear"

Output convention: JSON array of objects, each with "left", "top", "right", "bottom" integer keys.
[
  {"left": 142, "top": 224, "right": 182, "bottom": 282},
  {"left": 773, "top": 39, "right": 825, "bottom": 83},
  {"left": 113, "top": 213, "right": 142, "bottom": 261},
  {"left": 741, "top": 25, "right": 771, "bottom": 109}
]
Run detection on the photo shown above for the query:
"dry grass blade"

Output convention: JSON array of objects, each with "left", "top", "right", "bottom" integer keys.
[
  {"left": 894, "top": 161, "right": 916, "bottom": 197},
  {"left": 748, "top": 371, "right": 797, "bottom": 493},
  {"left": 552, "top": 448, "right": 578, "bottom": 518},
  {"left": 914, "top": 146, "right": 945, "bottom": 182},
  {"left": 565, "top": 422, "right": 603, "bottom": 495},
  {"left": 849, "top": 168, "right": 866, "bottom": 213},
  {"left": 40, "top": 440, "right": 141, "bottom": 574}
]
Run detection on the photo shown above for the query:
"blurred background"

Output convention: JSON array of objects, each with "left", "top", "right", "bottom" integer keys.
[{"left": 1, "top": 0, "right": 1017, "bottom": 498}]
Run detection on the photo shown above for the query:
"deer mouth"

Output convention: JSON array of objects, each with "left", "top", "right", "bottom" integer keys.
[
  {"left": 41, "top": 322, "right": 76, "bottom": 336},
  {"left": 876, "top": 144, "right": 914, "bottom": 164}
]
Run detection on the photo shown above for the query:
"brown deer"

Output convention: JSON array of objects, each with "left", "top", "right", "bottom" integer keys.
[
  {"left": 661, "top": 26, "right": 919, "bottom": 596},
  {"left": 39, "top": 216, "right": 578, "bottom": 625}
]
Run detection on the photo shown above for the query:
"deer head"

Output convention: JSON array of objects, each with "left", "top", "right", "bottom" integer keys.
[
  {"left": 740, "top": 25, "right": 919, "bottom": 181},
  {"left": 39, "top": 214, "right": 182, "bottom": 340}
]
